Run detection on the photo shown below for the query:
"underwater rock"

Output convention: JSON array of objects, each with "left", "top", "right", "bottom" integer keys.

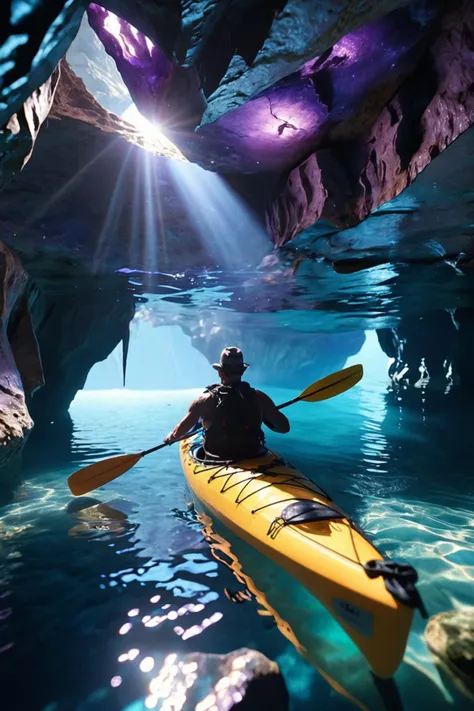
[
  {"left": 66, "top": 496, "right": 136, "bottom": 516},
  {"left": 148, "top": 648, "right": 289, "bottom": 711},
  {"left": 425, "top": 608, "right": 474, "bottom": 701},
  {"left": 0, "top": 65, "right": 61, "bottom": 190},
  {"left": 26, "top": 277, "right": 135, "bottom": 426},
  {"left": 266, "top": 0, "right": 474, "bottom": 245},
  {"left": 0, "top": 243, "right": 36, "bottom": 483},
  {"left": 67, "top": 502, "right": 130, "bottom": 537},
  {"left": 66, "top": 496, "right": 103, "bottom": 514}
]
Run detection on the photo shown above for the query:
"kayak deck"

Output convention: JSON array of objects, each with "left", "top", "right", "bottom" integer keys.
[{"left": 180, "top": 438, "right": 419, "bottom": 678}]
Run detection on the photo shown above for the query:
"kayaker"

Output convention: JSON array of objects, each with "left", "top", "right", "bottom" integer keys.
[{"left": 164, "top": 346, "right": 290, "bottom": 460}]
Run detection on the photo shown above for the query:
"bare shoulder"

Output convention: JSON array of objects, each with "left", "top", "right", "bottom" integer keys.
[
  {"left": 189, "top": 390, "right": 212, "bottom": 412},
  {"left": 255, "top": 389, "right": 277, "bottom": 409}
]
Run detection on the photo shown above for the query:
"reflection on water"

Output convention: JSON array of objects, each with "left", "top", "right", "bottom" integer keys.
[
  {"left": 1, "top": 333, "right": 474, "bottom": 710},
  {"left": 124, "top": 261, "right": 474, "bottom": 333}
]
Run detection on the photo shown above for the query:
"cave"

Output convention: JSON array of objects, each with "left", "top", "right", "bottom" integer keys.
[{"left": 1, "top": 1, "right": 474, "bottom": 710}]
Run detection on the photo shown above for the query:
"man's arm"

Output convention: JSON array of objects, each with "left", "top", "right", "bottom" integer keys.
[
  {"left": 257, "top": 391, "right": 290, "bottom": 434},
  {"left": 164, "top": 397, "right": 206, "bottom": 443}
]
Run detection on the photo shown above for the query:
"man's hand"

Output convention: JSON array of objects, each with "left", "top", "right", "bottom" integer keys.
[
  {"left": 258, "top": 391, "right": 290, "bottom": 433},
  {"left": 165, "top": 399, "right": 204, "bottom": 445},
  {"left": 164, "top": 432, "right": 177, "bottom": 445},
  {"left": 164, "top": 397, "right": 205, "bottom": 447}
]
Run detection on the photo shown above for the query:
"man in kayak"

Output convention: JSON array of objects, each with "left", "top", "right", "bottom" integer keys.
[{"left": 165, "top": 346, "right": 290, "bottom": 460}]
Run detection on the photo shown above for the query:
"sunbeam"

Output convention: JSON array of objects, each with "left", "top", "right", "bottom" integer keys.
[
  {"left": 167, "top": 160, "right": 271, "bottom": 270},
  {"left": 92, "top": 147, "right": 135, "bottom": 272},
  {"left": 122, "top": 104, "right": 184, "bottom": 159}
]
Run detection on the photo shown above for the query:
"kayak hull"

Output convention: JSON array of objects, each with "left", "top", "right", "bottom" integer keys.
[{"left": 180, "top": 438, "right": 414, "bottom": 678}]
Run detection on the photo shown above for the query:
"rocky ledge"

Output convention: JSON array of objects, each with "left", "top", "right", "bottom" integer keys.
[{"left": 425, "top": 608, "right": 474, "bottom": 702}]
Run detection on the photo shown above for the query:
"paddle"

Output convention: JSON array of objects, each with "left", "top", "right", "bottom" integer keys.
[{"left": 68, "top": 363, "right": 363, "bottom": 496}]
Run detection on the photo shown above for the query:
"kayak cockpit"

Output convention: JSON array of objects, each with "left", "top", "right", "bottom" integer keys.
[{"left": 190, "top": 442, "right": 270, "bottom": 466}]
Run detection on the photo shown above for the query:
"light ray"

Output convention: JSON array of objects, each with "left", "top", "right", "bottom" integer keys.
[
  {"left": 167, "top": 160, "right": 271, "bottom": 270},
  {"left": 122, "top": 104, "right": 185, "bottom": 158}
]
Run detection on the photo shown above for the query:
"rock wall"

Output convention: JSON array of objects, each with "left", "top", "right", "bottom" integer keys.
[
  {"left": 377, "top": 308, "right": 474, "bottom": 395},
  {"left": 96, "top": 0, "right": 409, "bottom": 126},
  {"left": 266, "top": 0, "right": 474, "bottom": 245},
  {"left": 0, "top": 60, "right": 261, "bottom": 278},
  {"left": 0, "top": 1, "right": 87, "bottom": 127},
  {"left": 0, "top": 66, "right": 61, "bottom": 190},
  {"left": 27, "top": 277, "right": 135, "bottom": 427},
  {"left": 1, "top": 0, "right": 473, "bottom": 253},
  {"left": 0, "top": 242, "right": 136, "bottom": 484},
  {"left": 0, "top": 243, "right": 40, "bottom": 486}
]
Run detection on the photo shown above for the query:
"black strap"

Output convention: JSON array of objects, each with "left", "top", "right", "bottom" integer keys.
[
  {"left": 267, "top": 500, "right": 343, "bottom": 539},
  {"left": 364, "top": 560, "right": 428, "bottom": 618}
]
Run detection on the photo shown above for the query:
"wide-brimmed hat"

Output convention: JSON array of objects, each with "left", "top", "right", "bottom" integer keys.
[{"left": 212, "top": 347, "right": 249, "bottom": 371}]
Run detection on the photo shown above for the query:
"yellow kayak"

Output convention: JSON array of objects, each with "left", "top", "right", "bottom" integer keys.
[{"left": 180, "top": 438, "right": 426, "bottom": 679}]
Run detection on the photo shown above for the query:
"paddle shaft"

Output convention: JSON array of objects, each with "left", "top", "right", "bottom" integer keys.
[{"left": 141, "top": 430, "right": 196, "bottom": 457}]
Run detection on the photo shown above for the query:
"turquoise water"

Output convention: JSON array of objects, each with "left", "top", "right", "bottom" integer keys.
[{"left": 1, "top": 332, "right": 473, "bottom": 710}]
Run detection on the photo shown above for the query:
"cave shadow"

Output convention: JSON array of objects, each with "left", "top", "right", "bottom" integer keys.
[
  {"left": 377, "top": 305, "right": 474, "bottom": 502},
  {"left": 22, "top": 414, "right": 122, "bottom": 476}
]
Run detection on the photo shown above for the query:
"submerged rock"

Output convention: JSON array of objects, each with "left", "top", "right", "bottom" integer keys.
[
  {"left": 66, "top": 496, "right": 103, "bottom": 514},
  {"left": 0, "top": 242, "right": 39, "bottom": 485},
  {"left": 147, "top": 648, "right": 289, "bottom": 711},
  {"left": 66, "top": 495, "right": 137, "bottom": 538},
  {"left": 68, "top": 502, "right": 130, "bottom": 537},
  {"left": 425, "top": 608, "right": 474, "bottom": 701}
]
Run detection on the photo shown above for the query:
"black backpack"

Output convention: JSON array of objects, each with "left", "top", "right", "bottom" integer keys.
[{"left": 203, "top": 381, "right": 264, "bottom": 459}]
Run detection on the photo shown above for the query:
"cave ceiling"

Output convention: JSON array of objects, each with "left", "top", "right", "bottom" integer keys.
[{"left": 0, "top": 0, "right": 473, "bottom": 295}]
